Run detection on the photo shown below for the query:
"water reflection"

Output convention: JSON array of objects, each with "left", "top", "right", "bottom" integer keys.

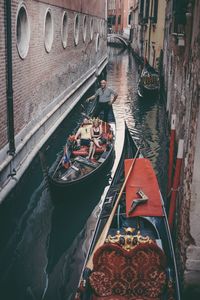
[{"left": 107, "top": 46, "right": 168, "bottom": 194}]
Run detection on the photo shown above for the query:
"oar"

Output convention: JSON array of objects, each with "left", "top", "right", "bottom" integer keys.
[
  {"left": 52, "top": 154, "right": 64, "bottom": 178},
  {"left": 86, "top": 146, "right": 140, "bottom": 271}
]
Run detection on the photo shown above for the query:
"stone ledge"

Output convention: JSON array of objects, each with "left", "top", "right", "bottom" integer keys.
[
  {"left": 184, "top": 270, "right": 200, "bottom": 286},
  {"left": 186, "top": 259, "right": 200, "bottom": 271},
  {"left": 186, "top": 245, "right": 200, "bottom": 261}
]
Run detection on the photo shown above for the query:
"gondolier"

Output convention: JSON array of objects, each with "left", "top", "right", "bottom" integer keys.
[{"left": 87, "top": 80, "right": 118, "bottom": 122}]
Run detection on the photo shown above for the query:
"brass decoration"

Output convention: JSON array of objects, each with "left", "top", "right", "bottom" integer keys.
[{"left": 105, "top": 227, "right": 153, "bottom": 251}]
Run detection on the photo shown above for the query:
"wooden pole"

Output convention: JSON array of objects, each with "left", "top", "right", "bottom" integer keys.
[
  {"left": 86, "top": 147, "right": 140, "bottom": 270},
  {"left": 167, "top": 114, "right": 176, "bottom": 194},
  {"left": 168, "top": 139, "right": 184, "bottom": 231}
]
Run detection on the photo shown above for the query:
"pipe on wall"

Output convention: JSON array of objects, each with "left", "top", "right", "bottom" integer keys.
[{"left": 5, "top": 0, "right": 15, "bottom": 155}]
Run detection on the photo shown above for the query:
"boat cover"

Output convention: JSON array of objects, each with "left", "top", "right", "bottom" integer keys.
[{"left": 125, "top": 158, "right": 164, "bottom": 217}]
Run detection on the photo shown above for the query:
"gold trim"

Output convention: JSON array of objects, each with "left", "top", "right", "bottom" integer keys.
[{"left": 105, "top": 227, "right": 153, "bottom": 251}]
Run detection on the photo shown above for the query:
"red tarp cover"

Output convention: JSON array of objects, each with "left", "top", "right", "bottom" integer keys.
[{"left": 125, "top": 158, "right": 164, "bottom": 217}]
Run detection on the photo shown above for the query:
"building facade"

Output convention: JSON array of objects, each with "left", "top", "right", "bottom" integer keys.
[
  {"left": 163, "top": 0, "right": 200, "bottom": 297},
  {"left": 0, "top": 0, "right": 108, "bottom": 202},
  {"left": 107, "top": 0, "right": 133, "bottom": 37},
  {"left": 130, "top": 0, "right": 166, "bottom": 70}
]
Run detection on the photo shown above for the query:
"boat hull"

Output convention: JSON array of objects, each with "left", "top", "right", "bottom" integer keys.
[
  {"left": 48, "top": 147, "right": 115, "bottom": 191},
  {"left": 75, "top": 131, "right": 180, "bottom": 300},
  {"left": 48, "top": 106, "right": 117, "bottom": 192}
]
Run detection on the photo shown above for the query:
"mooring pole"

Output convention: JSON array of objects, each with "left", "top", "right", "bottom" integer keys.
[
  {"left": 168, "top": 139, "right": 184, "bottom": 231},
  {"left": 167, "top": 114, "right": 176, "bottom": 194}
]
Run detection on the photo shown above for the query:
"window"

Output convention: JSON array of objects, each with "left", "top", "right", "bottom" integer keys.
[
  {"left": 74, "top": 14, "right": 79, "bottom": 45},
  {"left": 96, "top": 33, "right": 100, "bottom": 53},
  {"left": 152, "top": 0, "right": 158, "bottom": 24},
  {"left": 61, "top": 12, "right": 68, "bottom": 48},
  {"left": 128, "top": 13, "right": 132, "bottom": 25},
  {"left": 101, "top": 20, "right": 104, "bottom": 37},
  {"left": 144, "top": 0, "right": 150, "bottom": 23},
  {"left": 44, "top": 9, "right": 53, "bottom": 53},
  {"left": 139, "top": 0, "right": 144, "bottom": 24},
  {"left": 16, "top": 4, "right": 30, "bottom": 59},
  {"left": 83, "top": 15, "right": 87, "bottom": 42},
  {"left": 90, "top": 18, "right": 94, "bottom": 40},
  {"left": 99, "top": 20, "right": 103, "bottom": 37}
]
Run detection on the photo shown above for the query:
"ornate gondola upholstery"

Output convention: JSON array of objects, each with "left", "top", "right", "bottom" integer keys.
[
  {"left": 89, "top": 242, "right": 168, "bottom": 300},
  {"left": 72, "top": 144, "right": 107, "bottom": 157},
  {"left": 72, "top": 146, "right": 89, "bottom": 157}
]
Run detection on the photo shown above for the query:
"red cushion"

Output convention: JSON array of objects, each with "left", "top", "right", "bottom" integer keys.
[
  {"left": 72, "top": 146, "right": 88, "bottom": 156},
  {"left": 89, "top": 243, "right": 167, "bottom": 298},
  {"left": 92, "top": 296, "right": 159, "bottom": 300},
  {"left": 95, "top": 145, "right": 106, "bottom": 153}
]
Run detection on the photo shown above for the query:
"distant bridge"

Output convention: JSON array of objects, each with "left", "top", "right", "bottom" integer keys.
[{"left": 107, "top": 34, "right": 130, "bottom": 47}]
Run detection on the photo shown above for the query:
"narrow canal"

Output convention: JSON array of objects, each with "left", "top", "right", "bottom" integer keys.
[{"left": 0, "top": 46, "right": 169, "bottom": 300}]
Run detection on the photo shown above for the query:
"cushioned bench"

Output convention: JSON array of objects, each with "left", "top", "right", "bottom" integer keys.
[{"left": 89, "top": 242, "right": 169, "bottom": 300}]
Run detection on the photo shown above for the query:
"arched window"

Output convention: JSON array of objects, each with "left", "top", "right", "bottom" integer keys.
[
  {"left": 44, "top": 9, "right": 53, "bottom": 53},
  {"left": 16, "top": 4, "right": 30, "bottom": 59},
  {"left": 74, "top": 14, "right": 79, "bottom": 45},
  {"left": 61, "top": 12, "right": 68, "bottom": 48}
]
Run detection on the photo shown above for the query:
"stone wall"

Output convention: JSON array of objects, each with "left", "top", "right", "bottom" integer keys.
[
  {"left": 0, "top": 0, "right": 107, "bottom": 149},
  {"left": 163, "top": 0, "right": 200, "bottom": 296}
]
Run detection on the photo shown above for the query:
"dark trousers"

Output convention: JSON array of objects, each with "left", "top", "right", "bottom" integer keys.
[{"left": 93, "top": 102, "right": 110, "bottom": 122}]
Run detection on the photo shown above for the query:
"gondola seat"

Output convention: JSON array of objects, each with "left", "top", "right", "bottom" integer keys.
[
  {"left": 89, "top": 243, "right": 168, "bottom": 300},
  {"left": 72, "top": 146, "right": 89, "bottom": 157},
  {"left": 72, "top": 144, "right": 107, "bottom": 157}
]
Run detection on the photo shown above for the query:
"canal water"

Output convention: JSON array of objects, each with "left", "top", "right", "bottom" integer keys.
[{"left": 0, "top": 47, "right": 169, "bottom": 300}]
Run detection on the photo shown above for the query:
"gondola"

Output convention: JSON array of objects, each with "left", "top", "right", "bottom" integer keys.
[
  {"left": 137, "top": 63, "right": 160, "bottom": 98},
  {"left": 48, "top": 107, "right": 118, "bottom": 190},
  {"left": 75, "top": 131, "right": 180, "bottom": 300}
]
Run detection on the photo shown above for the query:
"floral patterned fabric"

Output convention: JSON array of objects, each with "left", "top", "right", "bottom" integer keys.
[{"left": 89, "top": 243, "right": 167, "bottom": 299}]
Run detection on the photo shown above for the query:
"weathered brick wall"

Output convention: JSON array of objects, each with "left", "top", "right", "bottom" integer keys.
[
  {"left": 163, "top": 0, "right": 200, "bottom": 296},
  {"left": 0, "top": 0, "right": 107, "bottom": 149},
  {"left": 0, "top": 2, "right": 8, "bottom": 148}
]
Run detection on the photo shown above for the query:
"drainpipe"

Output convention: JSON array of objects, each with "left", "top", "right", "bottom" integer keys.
[
  {"left": 5, "top": 0, "right": 15, "bottom": 155},
  {"left": 147, "top": 0, "right": 153, "bottom": 63}
]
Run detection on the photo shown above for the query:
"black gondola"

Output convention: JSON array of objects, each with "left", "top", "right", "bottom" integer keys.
[
  {"left": 137, "top": 63, "right": 160, "bottom": 98},
  {"left": 48, "top": 108, "right": 122, "bottom": 190},
  {"left": 75, "top": 130, "right": 180, "bottom": 300}
]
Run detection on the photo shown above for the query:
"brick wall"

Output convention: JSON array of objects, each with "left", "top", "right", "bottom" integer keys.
[
  {"left": 35, "top": 0, "right": 106, "bottom": 18},
  {"left": 0, "top": 2, "right": 8, "bottom": 148},
  {"left": 0, "top": 0, "right": 107, "bottom": 149},
  {"left": 163, "top": 0, "right": 200, "bottom": 296}
]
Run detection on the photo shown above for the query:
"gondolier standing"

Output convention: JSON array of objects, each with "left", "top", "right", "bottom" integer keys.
[{"left": 87, "top": 80, "right": 118, "bottom": 122}]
